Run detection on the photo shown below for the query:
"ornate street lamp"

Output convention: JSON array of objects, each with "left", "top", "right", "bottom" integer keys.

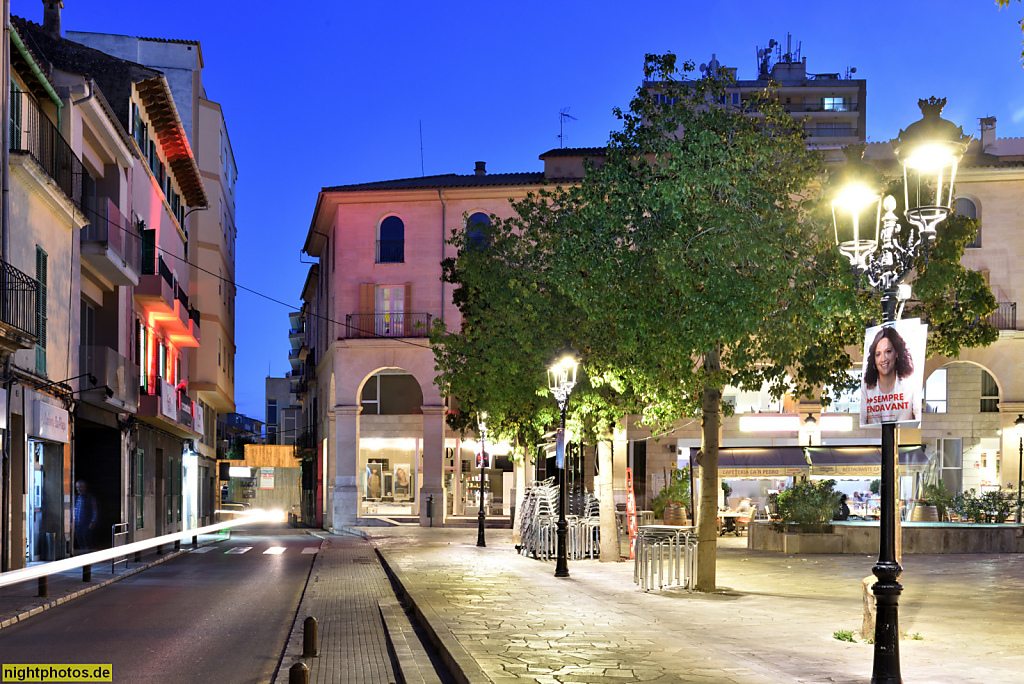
[
  {"left": 547, "top": 346, "right": 580, "bottom": 578},
  {"left": 830, "top": 98, "right": 968, "bottom": 684},
  {"left": 477, "top": 412, "right": 488, "bottom": 547},
  {"left": 1015, "top": 414, "right": 1024, "bottom": 524}
]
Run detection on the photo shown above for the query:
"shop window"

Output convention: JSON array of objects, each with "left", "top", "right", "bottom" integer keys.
[
  {"left": 825, "top": 371, "right": 862, "bottom": 413},
  {"left": 980, "top": 370, "right": 999, "bottom": 413},
  {"left": 925, "top": 369, "right": 947, "bottom": 413}
]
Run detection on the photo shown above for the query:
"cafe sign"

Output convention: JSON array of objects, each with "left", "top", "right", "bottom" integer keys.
[
  {"left": 32, "top": 401, "right": 69, "bottom": 443},
  {"left": 717, "top": 467, "right": 807, "bottom": 478}
]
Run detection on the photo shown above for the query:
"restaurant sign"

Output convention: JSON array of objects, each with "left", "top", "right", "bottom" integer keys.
[
  {"left": 718, "top": 467, "right": 807, "bottom": 478},
  {"left": 811, "top": 464, "right": 880, "bottom": 477}
]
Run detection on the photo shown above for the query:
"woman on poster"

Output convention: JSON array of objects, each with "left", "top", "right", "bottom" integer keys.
[{"left": 861, "top": 326, "right": 919, "bottom": 425}]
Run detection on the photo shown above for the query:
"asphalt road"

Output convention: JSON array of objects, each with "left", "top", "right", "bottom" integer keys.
[{"left": 0, "top": 524, "right": 316, "bottom": 683}]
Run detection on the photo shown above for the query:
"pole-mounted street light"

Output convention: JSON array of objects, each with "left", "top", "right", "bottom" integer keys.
[
  {"left": 547, "top": 346, "right": 580, "bottom": 579},
  {"left": 477, "top": 411, "right": 488, "bottom": 548},
  {"left": 1015, "top": 414, "right": 1024, "bottom": 524},
  {"left": 830, "top": 97, "right": 968, "bottom": 684}
]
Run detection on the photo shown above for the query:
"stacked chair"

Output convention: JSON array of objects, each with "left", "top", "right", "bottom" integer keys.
[{"left": 517, "top": 479, "right": 602, "bottom": 561}]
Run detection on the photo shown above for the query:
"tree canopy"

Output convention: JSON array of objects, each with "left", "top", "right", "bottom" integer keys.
[{"left": 431, "top": 53, "right": 996, "bottom": 590}]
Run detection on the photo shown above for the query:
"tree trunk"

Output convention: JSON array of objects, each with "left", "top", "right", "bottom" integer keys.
[
  {"left": 696, "top": 347, "right": 722, "bottom": 592},
  {"left": 512, "top": 442, "right": 529, "bottom": 545},
  {"left": 598, "top": 434, "right": 617, "bottom": 562}
]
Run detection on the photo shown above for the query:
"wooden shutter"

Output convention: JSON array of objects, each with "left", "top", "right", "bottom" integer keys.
[
  {"left": 10, "top": 81, "right": 21, "bottom": 149},
  {"left": 404, "top": 283, "right": 412, "bottom": 336},
  {"left": 359, "top": 284, "right": 374, "bottom": 339},
  {"left": 35, "top": 247, "right": 47, "bottom": 374},
  {"left": 141, "top": 227, "right": 156, "bottom": 274}
]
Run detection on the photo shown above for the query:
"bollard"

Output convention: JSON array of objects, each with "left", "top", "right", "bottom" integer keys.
[
  {"left": 134, "top": 551, "right": 142, "bottom": 563},
  {"left": 174, "top": 540, "right": 180, "bottom": 552},
  {"left": 82, "top": 564, "right": 91, "bottom": 582},
  {"left": 302, "top": 616, "right": 319, "bottom": 657},
  {"left": 38, "top": 576, "right": 48, "bottom": 597},
  {"left": 427, "top": 495, "right": 434, "bottom": 527},
  {"left": 192, "top": 535, "right": 198, "bottom": 549},
  {"left": 156, "top": 544, "right": 163, "bottom": 555},
  {"left": 289, "top": 662, "right": 309, "bottom": 684}
]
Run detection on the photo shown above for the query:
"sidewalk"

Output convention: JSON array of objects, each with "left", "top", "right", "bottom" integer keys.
[
  {"left": 364, "top": 527, "right": 1024, "bottom": 684},
  {"left": 0, "top": 532, "right": 227, "bottom": 630}
]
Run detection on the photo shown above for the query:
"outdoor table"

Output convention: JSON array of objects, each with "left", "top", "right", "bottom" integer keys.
[
  {"left": 634, "top": 525, "right": 696, "bottom": 592},
  {"left": 718, "top": 510, "right": 742, "bottom": 535}
]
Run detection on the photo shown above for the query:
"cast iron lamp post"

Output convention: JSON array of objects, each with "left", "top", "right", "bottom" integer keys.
[
  {"left": 829, "top": 97, "right": 968, "bottom": 684},
  {"left": 1015, "top": 414, "right": 1024, "bottom": 523},
  {"left": 477, "top": 412, "right": 488, "bottom": 547},
  {"left": 547, "top": 346, "right": 580, "bottom": 578}
]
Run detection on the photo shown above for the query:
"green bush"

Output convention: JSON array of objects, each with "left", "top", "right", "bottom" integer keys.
[
  {"left": 770, "top": 479, "right": 841, "bottom": 533},
  {"left": 950, "top": 489, "right": 1015, "bottom": 523},
  {"left": 919, "top": 482, "right": 953, "bottom": 520},
  {"left": 869, "top": 479, "right": 881, "bottom": 495},
  {"left": 652, "top": 468, "right": 691, "bottom": 519}
]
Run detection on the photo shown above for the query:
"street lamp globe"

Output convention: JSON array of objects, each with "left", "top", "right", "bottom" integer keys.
[
  {"left": 829, "top": 144, "right": 884, "bottom": 272},
  {"left": 893, "top": 97, "right": 970, "bottom": 239},
  {"left": 547, "top": 347, "right": 580, "bottom": 402}
]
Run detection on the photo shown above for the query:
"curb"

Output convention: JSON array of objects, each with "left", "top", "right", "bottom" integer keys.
[
  {"left": 376, "top": 547, "right": 493, "bottom": 684},
  {"left": 0, "top": 535, "right": 227, "bottom": 631}
]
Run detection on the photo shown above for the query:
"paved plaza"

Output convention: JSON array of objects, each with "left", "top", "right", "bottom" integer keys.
[{"left": 366, "top": 527, "right": 1024, "bottom": 683}]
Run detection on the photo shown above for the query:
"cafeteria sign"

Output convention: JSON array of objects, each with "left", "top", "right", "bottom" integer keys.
[
  {"left": 259, "top": 467, "right": 275, "bottom": 490},
  {"left": 718, "top": 467, "right": 807, "bottom": 478}
]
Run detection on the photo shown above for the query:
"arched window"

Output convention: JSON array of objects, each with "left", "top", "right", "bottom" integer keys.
[
  {"left": 954, "top": 198, "right": 980, "bottom": 248},
  {"left": 377, "top": 216, "right": 405, "bottom": 263},
  {"left": 466, "top": 212, "right": 490, "bottom": 249}
]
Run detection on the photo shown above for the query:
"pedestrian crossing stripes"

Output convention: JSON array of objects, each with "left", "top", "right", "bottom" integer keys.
[
  {"left": 190, "top": 547, "right": 215, "bottom": 553},
  {"left": 302, "top": 547, "right": 320, "bottom": 554},
  {"left": 225, "top": 546, "right": 252, "bottom": 554},
  {"left": 264, "top": 547, "right": 286, "bottom": 555}
]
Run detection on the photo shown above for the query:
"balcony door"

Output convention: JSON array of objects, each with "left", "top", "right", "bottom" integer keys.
[{"left": 375, "top": 285, "right": 404, "bottom": 337}]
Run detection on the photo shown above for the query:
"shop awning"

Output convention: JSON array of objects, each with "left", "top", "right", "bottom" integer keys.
[
  {"left": 805, "top": 445, "right": 929, "bottom": 477},
  {"left": 688, "top": 447, "right": 810, "bottom": 478}
]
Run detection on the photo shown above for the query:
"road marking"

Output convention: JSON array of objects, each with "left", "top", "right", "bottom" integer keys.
[
  {"left": 264, "top": 547, "right": 286, "bottom": 555},
  {"left": 301, "top": 547, "right": 319, "bottom": 554},
  {"left": 225, "top": 546, "right": 252, "bottom": 554},
  {"left": 190, "top": 547, "right": 215, "bottom": 553}
]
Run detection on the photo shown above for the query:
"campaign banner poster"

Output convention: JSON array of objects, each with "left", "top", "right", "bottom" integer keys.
[
  {"left": 555, "top": 428, "right": 565, "bottom": 469},
  {"left": 859, "top": 318, "right": 927, "bottom": 428}
]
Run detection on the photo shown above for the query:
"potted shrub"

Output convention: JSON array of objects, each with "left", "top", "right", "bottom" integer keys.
[
  {"left": 652, "top": 468, "right": 691, "bottom": 524},
  {"left": 769, "top": 479, "right": 841, "bottom": 533}
]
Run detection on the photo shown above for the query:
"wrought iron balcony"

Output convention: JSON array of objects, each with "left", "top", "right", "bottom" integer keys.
[
  {"left": 989, "top": 302, "right": 1017, "bottom": 331},
  {"left": 10, "top": 89, "right": 83, "bottom": 206},
  {"left": 344, "top": 313, "right": 432, "bottom": 339},
  {"left": 81, "top": 197, "right": 141, "bottom": 285},
  {"left": 0, "top": 259, "right": 38, "bottom": 349}
]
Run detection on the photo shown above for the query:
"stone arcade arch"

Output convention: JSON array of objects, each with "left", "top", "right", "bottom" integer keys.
[{"left": 329, "top": 347, "right": 445, "bottom": 529}]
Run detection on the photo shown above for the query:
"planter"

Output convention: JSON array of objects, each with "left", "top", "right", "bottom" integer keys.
[{"left": 911, "top": 505, "right": 939, "bottom": 522}]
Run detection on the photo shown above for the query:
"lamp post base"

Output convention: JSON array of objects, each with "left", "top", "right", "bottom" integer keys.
[{"left": 554, "top": 518, "right": 569, "bottom": 577}]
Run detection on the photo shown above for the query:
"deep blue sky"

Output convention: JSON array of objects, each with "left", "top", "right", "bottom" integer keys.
[{"left": 12, "top": 0, "right": 1024, "bottom": 420}]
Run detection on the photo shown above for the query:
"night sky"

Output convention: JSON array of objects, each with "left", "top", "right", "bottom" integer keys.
[{"left": 11, "top": 0, "right": 1023, "bottom": 419}]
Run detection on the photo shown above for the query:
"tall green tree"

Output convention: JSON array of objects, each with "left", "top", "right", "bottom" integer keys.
[{"left": 434, "top": 53, "right": 996, "bottom": 589}]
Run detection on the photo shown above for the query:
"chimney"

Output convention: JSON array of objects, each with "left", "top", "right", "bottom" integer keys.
[
  {"left": 474, "top": 161, "right": 486, "bottom": 176},
  {"left": 43, "top": 1, "right": 64, "bottom": 39},
  {"left": 980, "top": 117, "right": 996, "bottom": 153}
]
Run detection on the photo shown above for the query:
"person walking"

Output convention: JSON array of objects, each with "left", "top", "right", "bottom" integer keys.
[{"left": 74, "top": 480, "right": 99, "bottom": 553}]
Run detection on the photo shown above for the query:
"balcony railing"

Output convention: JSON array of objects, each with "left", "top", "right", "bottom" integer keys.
[
  {"left": 344, "top": 313, "right": 432, "bottom": 339},
  {"left": 10, "top": 90, "right": 83, "bottom": 206},
  {"left": 81, "top": 345, "right": 140, "bottom": 411},
  {"left": 376, "top": 239, "right": 404, "bottom": 264},
  {"left": 989, "top": 302, "right": 1017, "bottom": 330},
  {"left": 81, "top": 197, "right": 141, "bottom": 283},
  {"left": 0, "top": 259, "right": 38, "bottom": 340}
]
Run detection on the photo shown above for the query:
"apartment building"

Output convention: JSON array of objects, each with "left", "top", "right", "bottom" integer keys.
[
  {"left": 66, "top": 27, "right": 237, "bottom": 534},
  {"left": 0, "top": 9, "right": 211, "bottom": 565},
  {"left": 265, "top": 374, "right": 300, "bottom": 446}
]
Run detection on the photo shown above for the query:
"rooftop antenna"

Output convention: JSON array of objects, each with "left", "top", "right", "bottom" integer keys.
[
  {"left": 559, "top": 108, "right": 576, "bottom": 148},
  {"left": 419, "top": 120, "right": 425, "bottom": 176},
  {"left": 845, "top": 66, "right": 857, "bottom": 80}
]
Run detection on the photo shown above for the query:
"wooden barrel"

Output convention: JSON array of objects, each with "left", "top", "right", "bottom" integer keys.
[
  {"left": 910, "top": 505, "right": 939, "bottom": 522},
  {"left": 663, "top": 504, "right": 688, "bottom": 526}
]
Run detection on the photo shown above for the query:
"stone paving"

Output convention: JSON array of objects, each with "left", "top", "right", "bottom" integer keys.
[
  {"left": 368, "top": 527, "right": 1024, "bottom": 684},
  {"left": 274, "top": 532, "right": 398, "bottom": 684}
]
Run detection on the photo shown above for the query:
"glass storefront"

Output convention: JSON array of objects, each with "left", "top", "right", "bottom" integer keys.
[{"left": 359, "top": 438, "right": 419, "bottom": 516}]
